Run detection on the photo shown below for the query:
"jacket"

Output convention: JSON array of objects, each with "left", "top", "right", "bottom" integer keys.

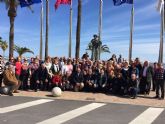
[{"left": 3, "top": 69, "right": 18, "bottom": 85}]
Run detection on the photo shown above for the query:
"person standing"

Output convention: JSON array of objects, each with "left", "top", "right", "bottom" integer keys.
[
  {"left": 154, "top": 63, "right": 165, "bottom": 100},
  {"left": 28, "top": 58, "right": 39, "bottom": 91},
  {"left": 152, "top": 62, "right": 158, "bottom": 91},
  {"left": 15, "top": 57, "right": 22, "bottom": 92},
  {"left": 140, "top": 61, "right": 154, "bottom": 95},
  {"left": 20, "top": 58, "right": 29, "bottom": 90},
  {"left": 0, "top": 55, "right": 4, "bottom": 87}
]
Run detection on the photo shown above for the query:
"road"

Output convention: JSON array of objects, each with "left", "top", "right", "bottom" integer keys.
[{"left": 0, "top": 96, "right": 164, "bottom": 124}]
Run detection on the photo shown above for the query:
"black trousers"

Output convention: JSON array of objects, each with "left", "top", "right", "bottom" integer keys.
[
  {"left": 152, "top": 79, "right": 156, "bottom": 91},
  {"left": 140, "top": 77, "right": 151, "bottom": 94},
  {"left": 0, "top": 84, "right": 17, "bottom": 95},
  {"left": 21, "top": 76, "right": 29, "bottom": 90},
  {"left": 0, "top": 74, "right": 3, "bottom": 87},
  {"left": 156, "top": 80, "right": 164, "bottom": 98}
]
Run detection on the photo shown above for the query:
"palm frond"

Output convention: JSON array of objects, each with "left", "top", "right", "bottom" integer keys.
[{"left": 14, "top": 45, "right": 34, "bottom": 56}]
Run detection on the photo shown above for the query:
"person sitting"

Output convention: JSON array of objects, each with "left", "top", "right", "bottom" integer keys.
[
  {"left": 36, "top": 63, "right": 49, "bottom": 91},
  {"left": 97, "top": 68, "right": 107, "bottom": 93},
  {"left": 50, "top": 57, "right": 62, "bottom": 89},
  {"left": 2, "top": 64, "right": 20, "bottom": 96},
  {"left": 107, "top": 70, "right": 115, "bottom": 93},
  {"left": 73, "top": 67, "right": 84, "bottom": 92},
  {"left": 115, "top": 73, "right": 127, "bottom": 96},
  {"left": 128, "top": 74, "right": 139, "bottom": 99},
  {"left": 51, "top": 72, "right": 62, "bottom": 89},
  {"left": 61, "top": 72, "right": 73, "bottom": 91},
  {"left": 84, "top": 68, "right": 97, "bottom": 92}
]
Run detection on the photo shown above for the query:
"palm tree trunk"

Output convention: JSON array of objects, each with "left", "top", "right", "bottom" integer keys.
[
  {"left": 75, "top": 0, "right": 82, "bottom": 59},
  {"left": 8, "top": 0, "right": 17, "bottom": 58},
  {"left": 3, "top": 50, "right": 5, "bottom": 58},
  {"left": 45, "top": 0, "right": 49, "bottom": 59}
]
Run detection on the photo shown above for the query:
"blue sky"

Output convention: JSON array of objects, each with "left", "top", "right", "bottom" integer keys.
[{"left": 0, "top": 0, "right": 163, "bottom": 62}]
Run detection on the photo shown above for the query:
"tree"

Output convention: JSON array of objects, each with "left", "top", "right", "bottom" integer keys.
[
  {"left": 14, "top": 45, "right": 34, "bottom": 57},
  {"left": 0, "top": 39, "right": 8, "bottom": 57},
  {"left": 75, "top": 0, "right": 82, "bottom": 59},
  {"left": 86, "top": 43, "right": 110, "bottom": 59},
  {"left": 0, "top": 0, "right": 19, "bottom": 58}
]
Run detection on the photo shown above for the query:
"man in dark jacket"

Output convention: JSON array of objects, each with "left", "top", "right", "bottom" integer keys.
[
  {"left": 128, "top": 74, "right": 139, "bottom": 99},
  {"left": 85, "top": 68, "right": 97, "bottom": 92},
  {"left": 36, "top": 63, "right": 49, "bottom": 91},
  {"left": 73, "top": 67, "right": 84, "bottom": 92},
  {"left": 140, "top": 61, "right": 154, "bottom": 95},
  {"left": 154, "top": 63, "right": 165, "bottom": 100},
  {"left": 97, "top": 69, "right": 107, "bottom": 92}
]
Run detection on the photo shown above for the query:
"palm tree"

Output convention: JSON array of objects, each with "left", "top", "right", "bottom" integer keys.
[
  {"left": 0, "top": 40, "right": 8, "bottom": 57},
  {"left": 14, "top": 45, "right": 34, "bottom": 58},
  {"left": 0, "top": 0, "right": 19, "bottom": 58},
  {"left": 45, "top": 0, "right": 49, "bottom": 59},
  {"left": 100, "top": 45, "right": 110, "bottom": 53},
  {"left": 86, "top": 43, "right": 110, "bottom": 59},
  {"left": 75, "top": 0, "right": 82, "bottom": 59}
]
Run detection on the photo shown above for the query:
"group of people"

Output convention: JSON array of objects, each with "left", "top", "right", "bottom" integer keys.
[{"left": 0, "top": 54, "right": 164, "bottom": 100}]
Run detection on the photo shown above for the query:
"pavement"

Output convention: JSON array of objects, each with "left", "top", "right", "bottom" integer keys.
[
  {"left": 0, "top": 96, "right": 165, "bottom": 124},
  {"left": 12, "top": 90, "right": 165, "bottom": 107}
]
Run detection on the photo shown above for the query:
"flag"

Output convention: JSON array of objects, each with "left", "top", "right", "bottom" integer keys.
[
  {"left": 19, "top": 0, "right": 42, "bottom": 7},
  {"left": 157, "top": 0, "right": 164, "bottom": 13},
  {"left": 157, "top": 0, "right": 165, "bottom": 29},
  {"left": 113, "top": 0, "right": 133, "bottom": 6},
  {"left": 55, "top": 0, "right": 71, "bottom": 10}
]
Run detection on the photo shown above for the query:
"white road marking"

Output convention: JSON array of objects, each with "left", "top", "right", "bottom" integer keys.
[
  {"left": 37, "top": 103, "right": 106, "bottom": 124},
  {"left": 129, "top": 107, "right": 164, "bottom": 124},
  {"left": 0, "top": 99, "right": 53, "bottom": 114}
]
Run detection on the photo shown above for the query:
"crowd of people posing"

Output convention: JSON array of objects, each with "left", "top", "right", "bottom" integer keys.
[{"left": 0, "top": 54, "right": 164, "bottom": 100}]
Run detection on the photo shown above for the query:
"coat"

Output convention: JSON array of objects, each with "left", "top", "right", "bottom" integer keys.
[
  {"left": 3, "top": 69, "right": 18, "bottom": 85},
  {"left": 73, "top": 72, "right": 84, "bottom": 84}
]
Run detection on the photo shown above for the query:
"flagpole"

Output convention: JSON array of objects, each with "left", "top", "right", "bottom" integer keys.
[
  {"left": 128, "top": 0, "right": 134, "bottom": 63},
  {"left": 40, "top": 1, "right": 43, "bottom": 60},
  {"left": 158, "top": 0, "right": 164, "bottom": 63},
  {"left": 98, "top": 0, "right": 103, "bottom": 60},
  {"left": 45, "top": 0, "right": 49, "bottom": 59},
  {"left": 68, "top": 0, "right": 73, "bottom": 58}
]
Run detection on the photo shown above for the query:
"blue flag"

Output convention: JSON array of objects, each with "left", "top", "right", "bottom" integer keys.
[
  {"left": 113, "top": 0, "right": 133, "bottom": 6},
  {"left": 19, "top": 0, "right": 42, "bottom": 7}
]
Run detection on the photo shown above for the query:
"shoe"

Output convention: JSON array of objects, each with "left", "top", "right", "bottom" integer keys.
[
  {"left": 161, "top": 96, "right": 164, "bottom": 100},
  {"left": 9, "top": 93, "right": 14, "bottom": 96},
  {"left": 13, "top": 90, "right": 19, "bottom": 93},
  {"left": 159, "top": 97, "right": 164, "bottom": 100},
  {"left": 154, "top": 96, "right": 159, "bottom": 99}
]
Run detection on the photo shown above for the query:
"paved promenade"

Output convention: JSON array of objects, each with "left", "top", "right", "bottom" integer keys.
[{"left": 13, "top": 90, "right": 165, "bottom": 108}]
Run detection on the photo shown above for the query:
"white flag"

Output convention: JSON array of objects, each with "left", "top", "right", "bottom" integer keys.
[{"left": 157, "top": 0, "right": 164, "bottom": 13}]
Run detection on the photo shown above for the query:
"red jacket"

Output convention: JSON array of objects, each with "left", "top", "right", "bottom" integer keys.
[{"left": 15, "top": 62, "right": 22, "bottom": 76}]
